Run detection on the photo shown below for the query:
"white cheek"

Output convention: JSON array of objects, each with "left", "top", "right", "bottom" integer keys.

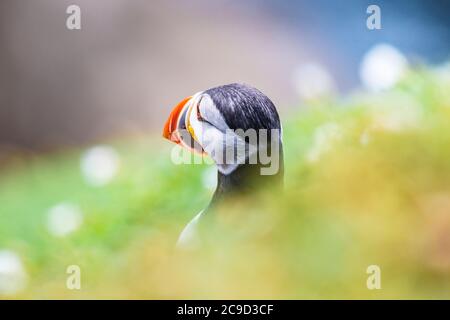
[
  {"left": 189, "top": 110, "right": 222, "bottom": 155},
  {"left": 199, "top": 95, "right": 229, "bottom": 132},
  {"left": 188, "top": 93, "right": 256, "bottom": 175}
]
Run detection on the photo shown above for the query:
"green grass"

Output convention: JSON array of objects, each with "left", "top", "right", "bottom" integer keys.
[{"left": 1, "top": 64, "right": 450, "bottom": 299}]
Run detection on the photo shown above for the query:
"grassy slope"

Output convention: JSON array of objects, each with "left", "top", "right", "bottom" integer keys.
[{"left": 1, "top": 66, "right": 450, "bottom": 298}]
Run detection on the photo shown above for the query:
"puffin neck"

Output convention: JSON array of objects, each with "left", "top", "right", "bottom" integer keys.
[{"left": 207, "top": 150, "right": 284, "bottom": 212}]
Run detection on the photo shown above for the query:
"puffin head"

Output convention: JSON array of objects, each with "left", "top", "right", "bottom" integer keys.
[{"left": 163, "top": 83, "right": 283, "bottom": 198}]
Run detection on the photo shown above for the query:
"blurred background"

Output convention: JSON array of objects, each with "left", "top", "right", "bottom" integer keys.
[
  {"left": 1, "top": 0, "right": 449, "bottom": 154},
  {"left": 0, "top": 0, "right": 449, "bottom": 299}
]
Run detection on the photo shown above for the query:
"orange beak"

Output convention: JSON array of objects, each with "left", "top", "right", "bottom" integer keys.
[
  {"left": 162, "top": 96, "right": 205, "bottom": 155},
  {"left": 162, "top": 96, "right": 192, "bottom": 143}
]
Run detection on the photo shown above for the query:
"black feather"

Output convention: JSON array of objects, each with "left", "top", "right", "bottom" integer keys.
[
  {"left": 202, "top": 83, "right": 284, "bottom": 212},
  {"left": 204, "top": 83, "right": 281, "bottom": 134}
]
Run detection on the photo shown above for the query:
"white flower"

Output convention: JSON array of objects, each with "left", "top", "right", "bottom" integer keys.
[
  {"left": 47, "top": 202, "right": 83, "bottom": 237},
  {"left": 81, "top": 145, "right": 120, "bottom": 186},
  {"left": 0, "top": 250, "right": 27, "bottom": 295},
  {"left": 359, "top": 43, "right": 408, "bottom": 91},
  {"left": 292, "top": 62, "right": 336, "bottom": 100},
  {"left": 306, "top": 122, "right": 342, "bottom": 163}
]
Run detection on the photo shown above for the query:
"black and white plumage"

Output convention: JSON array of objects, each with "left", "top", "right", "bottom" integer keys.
[{"left": 163, "top": 83, "right": 283, "bottom": 247}]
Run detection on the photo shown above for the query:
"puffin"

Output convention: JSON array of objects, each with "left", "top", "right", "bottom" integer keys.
[{"left": 162, "top": 83, "right": 284, "bottom": 247}]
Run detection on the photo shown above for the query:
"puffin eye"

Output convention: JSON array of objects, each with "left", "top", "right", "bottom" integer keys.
[
  {"left": 196, "top": 98, "right": 204, "bottom": 121},
  {"left": 195, "top": 97, "right": 214, "bottom": 127}
]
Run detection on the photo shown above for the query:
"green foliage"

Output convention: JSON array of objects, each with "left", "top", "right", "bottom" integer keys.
[{"left": 1, "top": 65, "right": 450, "bottom": 298}]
